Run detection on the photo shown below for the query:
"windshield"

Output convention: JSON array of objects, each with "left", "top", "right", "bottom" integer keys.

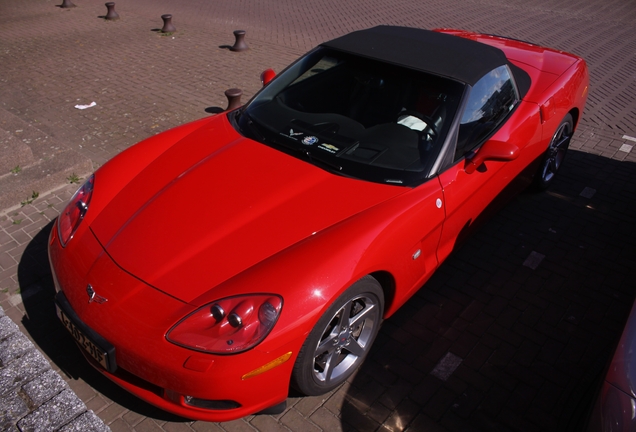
[{"left": 234, "top": 47, "right": 465, "bottom": 186}]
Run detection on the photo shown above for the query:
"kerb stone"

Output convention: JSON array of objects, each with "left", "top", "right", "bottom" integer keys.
[{"left": 16, "top": 389, "right": 86, "bottom": 432}]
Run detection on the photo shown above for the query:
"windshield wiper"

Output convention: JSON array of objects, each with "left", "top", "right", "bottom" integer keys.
[
  {"left": 239, "top": 110, "right": 269, "bottom": 143},
  {"left": 302, "top": 149, "right": 343, "bottom": 174},
  {"left": 238, "top": 111, "right": 344, "bottom": 175}
]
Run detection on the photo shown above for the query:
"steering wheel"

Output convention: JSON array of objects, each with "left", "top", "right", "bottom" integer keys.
[{"left": 396, "top": 110, "right": 438, "bottom": 138}]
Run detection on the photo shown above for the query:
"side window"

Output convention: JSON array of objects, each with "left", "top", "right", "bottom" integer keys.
[{"left": 455, "top": 65, "right": 518, "bottom": 161}]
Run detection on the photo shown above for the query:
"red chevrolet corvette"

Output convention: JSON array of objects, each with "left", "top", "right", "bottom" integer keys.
[{"left": 49, "top": 26, "right": 588, "bottom": 421}]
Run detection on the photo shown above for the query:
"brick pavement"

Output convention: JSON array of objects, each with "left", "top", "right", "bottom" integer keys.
[{"left": 1, "top": 0, "right": 636, "bottom": 430}]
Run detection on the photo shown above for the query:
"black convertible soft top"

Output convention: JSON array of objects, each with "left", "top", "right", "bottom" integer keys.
[{"left": 322, "top": 26, "right": 509, "bottom": 86}]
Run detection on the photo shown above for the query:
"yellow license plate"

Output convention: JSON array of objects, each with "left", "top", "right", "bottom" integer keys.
[{"left": 57, "top": 307, "right": 109, "bottom": 370}]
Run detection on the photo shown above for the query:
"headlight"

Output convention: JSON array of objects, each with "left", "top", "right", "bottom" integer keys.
[
  {"left": 57, "top": 175, "right": 94, "bottom": 247},
  {"left": 166, "top": 294, "right": 283, "bottom": 354}
]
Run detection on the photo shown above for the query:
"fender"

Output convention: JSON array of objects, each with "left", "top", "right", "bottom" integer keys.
[{"left": 189, "top": 177, "right": 445, "bottom": 352}]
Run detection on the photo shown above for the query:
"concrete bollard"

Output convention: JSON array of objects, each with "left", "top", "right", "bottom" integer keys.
[
  {"left": 225, "top": 88, "right": 243, "bottom": 110},
  {"left": 60, "top": 0, "right": 76, "bottom": 8},
  {"left": 161, "top": 14, "right": 176, "bottom": 33},
  {"left": 105, "top": 2, "right": 119, "bottom": 20},
  {"left": 230, "top": 30, "right": 248, "bottom": 52}
]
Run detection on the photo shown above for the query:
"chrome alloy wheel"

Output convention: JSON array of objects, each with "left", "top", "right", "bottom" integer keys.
[
  {"left": 311, "top": 293, "right": 380, "bottom": 385},
  {"left": 539, "top": 115, "right": 573, "bottom": 186}
]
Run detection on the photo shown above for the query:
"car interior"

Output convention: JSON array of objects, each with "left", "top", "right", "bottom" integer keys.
[{"left": 249, "top": 49, "right": 464, "bottom": 174}]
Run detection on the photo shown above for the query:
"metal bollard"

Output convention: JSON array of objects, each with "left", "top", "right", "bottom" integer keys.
[
  {"left": 230, "top": 30, "right": 248, "bottom": 52},
  {"left": 60, "top": 0, "right": 76, "bottom": 8},
  {"left": 161, "top": 14, "right": 176, "bottom": 33},
  {"left": 105, "top": 2, "right": 119, "bottom": 20},
  {"left": 225, "top": 88, "right": 243, "bottom": 110}
]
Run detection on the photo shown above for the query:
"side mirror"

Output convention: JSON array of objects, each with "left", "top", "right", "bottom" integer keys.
[
  {"left": 465, "top": 140, "right": 520, "bottom": 174},
  {"left": 260, "top": 69, "right": 276, "bottom": 86}
]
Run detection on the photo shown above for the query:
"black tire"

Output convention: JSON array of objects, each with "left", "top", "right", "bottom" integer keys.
[
  {"left": 291, "top": 276, "right": 384, "bottom": 395},
  {"left": 535, "top": 113, "right": 573, "bottom": 190}
]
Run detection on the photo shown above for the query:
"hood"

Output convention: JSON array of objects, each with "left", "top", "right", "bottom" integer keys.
[{"left": 90, "top": 120, "right": 403, "bottom": 303}]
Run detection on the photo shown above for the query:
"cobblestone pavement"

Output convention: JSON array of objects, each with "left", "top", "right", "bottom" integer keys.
[{"left": 1, "top": 0, "right": 636, "bottom": 430}]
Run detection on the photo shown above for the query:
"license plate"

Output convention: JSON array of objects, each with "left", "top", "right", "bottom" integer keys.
[{"left": 57, "top": 306, "right": 110, "bottom": 371}]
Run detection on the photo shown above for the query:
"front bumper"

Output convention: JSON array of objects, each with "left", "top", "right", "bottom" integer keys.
[{"left": 48, "top": 225, "right": 292, "bottom": 422}]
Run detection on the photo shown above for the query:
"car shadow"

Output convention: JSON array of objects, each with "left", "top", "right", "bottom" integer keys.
[
  {"left": 339, "top": 149, "right": 636, "bottom": 431},
  {"left": 17, "top": 222, "right": 188, "bottom": 423}
]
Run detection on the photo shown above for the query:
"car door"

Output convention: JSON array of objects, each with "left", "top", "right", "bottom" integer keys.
[{"left": 436, "top": 65, "right": 543, "bottom": 262}]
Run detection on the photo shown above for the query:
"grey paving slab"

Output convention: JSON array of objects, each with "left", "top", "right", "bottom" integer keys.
[
  {"left": 22, "top": 370, "right": 69, "bottom": 408},
  {"left": 58, "top": 411, "right": 111, "bottom": 432},
  {"left": 17, "top": 389, "right": 88, "bottom": 432},
  {"left": 0, "top": 393, "right": 29, "bottom": 431},
  {"left": 0, "top": 303, "right": 107, "bottom": 431}
]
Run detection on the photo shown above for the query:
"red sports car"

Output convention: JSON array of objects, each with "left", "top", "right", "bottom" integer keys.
[{"left": 49, "top": 26, "right": 588, "bottom": 421}]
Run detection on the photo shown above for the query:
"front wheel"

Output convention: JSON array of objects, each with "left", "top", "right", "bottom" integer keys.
[
  {"left": 291, "top": 276, "right": 384, "bottom": 395},
  {"left": 535, "top": 113, "right": 573, "bottom": 190}
]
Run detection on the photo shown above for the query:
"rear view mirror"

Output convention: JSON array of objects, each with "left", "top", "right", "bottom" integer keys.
[
  {"left": 465, "top": 140, "right": 520, "bottom": 174},
  {"left": 261, "top": 69, "right": 276, "bottom": 86}
]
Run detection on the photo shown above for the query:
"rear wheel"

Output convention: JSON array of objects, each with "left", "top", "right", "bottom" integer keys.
[
  {"left": 292, "top": 276, "right": 383, "bottom": 395},
  {"left": 535, "top": 113, "right": 573, "bottom": 190}
]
